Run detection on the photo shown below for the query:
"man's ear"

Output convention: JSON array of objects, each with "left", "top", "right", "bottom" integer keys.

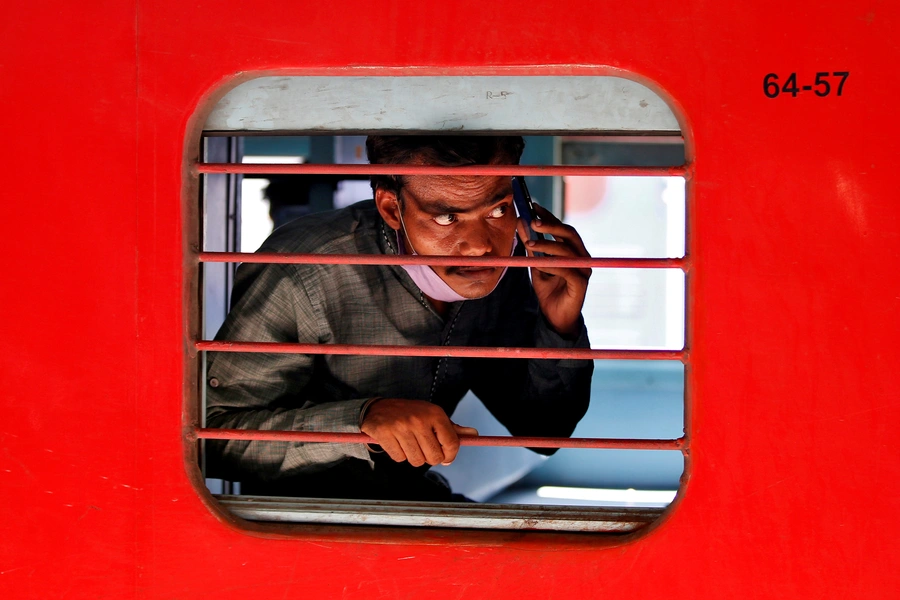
[{"left": 374, "top": 188, "right": 402, "bottom": 231}]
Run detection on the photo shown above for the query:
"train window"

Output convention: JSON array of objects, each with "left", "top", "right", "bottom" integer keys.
[{"left": 190, "top": 75, "right": 690, "bottom": 533}]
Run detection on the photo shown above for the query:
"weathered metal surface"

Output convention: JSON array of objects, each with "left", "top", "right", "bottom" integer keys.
[
  {"left": 217, "top": 495, "right": 666, "bottom": 532},
  {"left": 203, "top": 76, "right": 681, "bottom": 134},
  {"left": 199, "top": 251, "right": 687, "bottom": 270},
  {"left": 194, "top": 428, "right": 686, "bottom": 450},
  {"left": 196, "top": 340, "right": 686, "bottom": 361}
]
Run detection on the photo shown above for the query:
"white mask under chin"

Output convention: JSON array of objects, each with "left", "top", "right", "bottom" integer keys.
[{"left": 395, "top": 221, "right": 517, "bottom": 302}]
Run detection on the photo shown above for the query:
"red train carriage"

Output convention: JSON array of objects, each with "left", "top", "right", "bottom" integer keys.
[{"left": 1, "top": 1, "right": 898, "bottom": 598}]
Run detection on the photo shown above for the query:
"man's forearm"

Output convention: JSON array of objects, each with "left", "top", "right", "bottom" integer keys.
[{"left": 205, "top": 397, "right": 374, "bottom": 481}]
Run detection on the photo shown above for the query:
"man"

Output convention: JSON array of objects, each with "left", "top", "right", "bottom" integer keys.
[{"left": 205, "top": 136, "right": 593, "bottom": 501}]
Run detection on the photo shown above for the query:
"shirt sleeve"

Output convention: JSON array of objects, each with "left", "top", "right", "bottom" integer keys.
[
  {"left": 467, "top": 272, "right": 594, "bottom": 455},
  {"left": 204, "top": 262, "right": 373, "bottom": 483}
]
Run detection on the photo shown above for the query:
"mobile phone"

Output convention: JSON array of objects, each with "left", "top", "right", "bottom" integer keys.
[{"left": 511, "top": 176, "right": 545, "bottom": 253}]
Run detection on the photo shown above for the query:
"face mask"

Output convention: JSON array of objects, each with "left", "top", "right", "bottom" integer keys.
[{"left": 395, "top": 210, "right": 517, "bottom": 303}]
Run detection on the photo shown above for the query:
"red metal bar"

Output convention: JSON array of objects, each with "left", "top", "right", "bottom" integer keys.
[
  {"left": 193, "top": 428, "right": 686, "bottom": 451},
  {"left": 194, "top": 163, "right": 688, "bottom": 177},
  {"left": 199, "top": 252, "right": 687, "bottom": 270},
  {"left": 195, "top": 340, "right": 685, "bottom": 361}
]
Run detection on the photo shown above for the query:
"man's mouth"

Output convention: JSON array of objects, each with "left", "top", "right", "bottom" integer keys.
[{"left": 450, "top": 266, "right": 499, "bottom": 281}]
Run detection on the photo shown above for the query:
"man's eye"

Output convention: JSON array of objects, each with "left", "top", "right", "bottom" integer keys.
[
  {"left": 434, "top": 214, "right": 456, "bottom": 226},
  {"left": 488, "top": 205, "right": 508, "bottom": 218}
]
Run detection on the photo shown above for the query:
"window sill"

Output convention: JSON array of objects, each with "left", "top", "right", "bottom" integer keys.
[{"left": 216, "top": 495, "right": 663, "bottom": 533}]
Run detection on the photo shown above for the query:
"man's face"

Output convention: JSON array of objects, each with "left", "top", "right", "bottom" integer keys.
[{"left": 377, "top": 174, "right": 517, "bottom": 299}]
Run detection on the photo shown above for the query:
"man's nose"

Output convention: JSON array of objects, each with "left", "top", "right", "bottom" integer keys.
[{"left": 457, "top": 221, "right": 493, "bottom": 256}]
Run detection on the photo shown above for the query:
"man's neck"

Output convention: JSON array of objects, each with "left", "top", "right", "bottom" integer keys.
[{"left": 424, "top": 294, "right": 450, "bottom": 318}]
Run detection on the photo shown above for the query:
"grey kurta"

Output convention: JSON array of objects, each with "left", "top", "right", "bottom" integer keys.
[{"left": 205, "top": 201, "right": 593, "bottom": 499}]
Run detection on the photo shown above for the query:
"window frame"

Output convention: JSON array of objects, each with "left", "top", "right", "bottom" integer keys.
[{"left": 186, "top": 72, "right": 693, "bottom": 535}]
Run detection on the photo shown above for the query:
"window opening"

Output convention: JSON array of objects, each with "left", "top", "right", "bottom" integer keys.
[{"left": 192, "top": 76, "right": 690, "bottom": 533}]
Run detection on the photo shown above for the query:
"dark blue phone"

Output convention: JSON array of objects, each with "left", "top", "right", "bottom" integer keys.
[{"left": 511, "top": 176, "right": 545, "bottom": 253}]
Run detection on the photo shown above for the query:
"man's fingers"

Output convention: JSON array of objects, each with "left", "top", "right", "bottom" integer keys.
[
  {"left": 527, "top": 230, "right": 591, "bottom": 279},
  {"left": 359, "top": 399, "right": 469, "bottom": 466},
  {"left": 395, "top": 432, "right": 427, "bottom": 467},
  {"left": 531, "top": 206, "right": 590, "bottom": 256},
  {"left": 376, "top": 436, "right": 407, "bottom": 464},
  {"left": 434, "top": 423, "right": 461, "bottom": 465},
  {"left": 525, "top": 239, "right": 591, "bottom": 282},
  {"left": 531, "top": 203, "right": 563, "bottom": 225},
  {"left": 532, "top": 221, "right": 589, "bottom": 256},
  {"left": 415, "top": 429, "right": 449, "bottom": 466},
  {"left": 516, "top": 219, "right": 538, "bottom": 253},
  {"left": 452, "top": 424, "right": 479, "bottom": 437},
  {"left": 522, "top": 210, "right": 591, "bottom": 279},
  {"left": 532, "top": 267, "right": 590, "bottom": 287},
  {"left": 526, "top": 238, "right": 577, "bottom": 257},
  {"left": 436, "top": 424, "right": 478, "bottom": 466}
]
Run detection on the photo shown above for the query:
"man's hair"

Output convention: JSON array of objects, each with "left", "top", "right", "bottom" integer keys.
[{"left": 366, "top": 135, "right": 526, "bottom": 196}]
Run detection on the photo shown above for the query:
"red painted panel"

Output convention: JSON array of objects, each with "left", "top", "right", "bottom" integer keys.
[
  {"left": 1, "top": 1, "right": 898, "bottom": 598},
  {"left": 0, "top": 8, "right": 140, "bottom": 600}
]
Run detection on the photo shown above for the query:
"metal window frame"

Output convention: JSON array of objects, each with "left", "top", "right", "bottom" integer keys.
[{"left": 187, "top": 73, "right": 692, "bottom": 534}]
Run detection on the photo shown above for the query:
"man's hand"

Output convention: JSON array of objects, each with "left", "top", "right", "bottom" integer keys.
[
  {"left": 360, "top": 399, "right": 478, "bottom": 466},
  {"left": 517, "top": 204, "right": 592, "bottom": 338}
]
